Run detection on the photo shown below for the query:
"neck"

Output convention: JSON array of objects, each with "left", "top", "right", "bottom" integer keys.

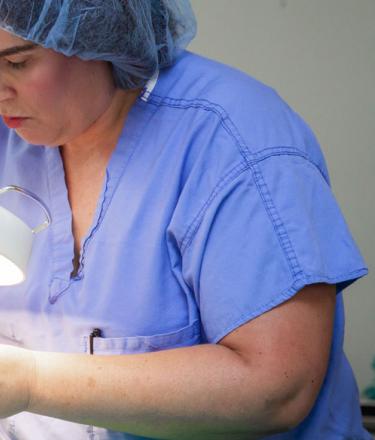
[{"left": 60, "top": 88, "right": 141, "bottom": 166}]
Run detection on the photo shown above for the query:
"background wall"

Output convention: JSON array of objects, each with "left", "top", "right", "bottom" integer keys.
[{"left": 189, "top": 0, "right": 375, "bottom": 399}]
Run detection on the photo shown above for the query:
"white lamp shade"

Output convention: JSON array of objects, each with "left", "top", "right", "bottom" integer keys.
[{"left": 0, "top": 206, "right": 33, "bottom": 285}]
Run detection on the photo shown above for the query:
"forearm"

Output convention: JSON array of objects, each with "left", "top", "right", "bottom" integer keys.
[{"left": 29, "top": 344, "right": 289, "bottom": 439}]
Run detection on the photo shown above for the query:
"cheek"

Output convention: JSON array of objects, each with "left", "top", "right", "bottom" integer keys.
[
  {"left": 22, "top": 66, "right": 68, "bottom": 114},
  {"left": 14, "top": 66, "right": 76, "bottom": 145},
  {"left": 15, "top": 57, "right": 115, "bottom": 145},
  {"left": 25, "top": 60, "right": 113, "bottom": 122}
]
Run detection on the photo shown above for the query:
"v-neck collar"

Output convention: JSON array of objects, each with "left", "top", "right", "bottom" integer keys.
[{"left": 45, "top": 92, "right": 158, "bottom": 304}]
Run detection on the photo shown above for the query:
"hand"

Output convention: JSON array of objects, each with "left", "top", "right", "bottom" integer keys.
[{"left": 0, "top": 344, "right": 35, "bottom": 418}]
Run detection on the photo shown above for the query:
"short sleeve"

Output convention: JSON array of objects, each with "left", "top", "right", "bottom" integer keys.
[{"left": 177, "top": 153, "right": 369, "bottom": 343}]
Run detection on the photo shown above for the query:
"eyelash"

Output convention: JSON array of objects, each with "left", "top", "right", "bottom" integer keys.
[{"left": 6, "top": 60, "right": 27, "bottom": 70}]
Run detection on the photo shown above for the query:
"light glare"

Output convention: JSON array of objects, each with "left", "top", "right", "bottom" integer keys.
[{"left": 0, "top": 254, "right": 25, "bottom": 285}]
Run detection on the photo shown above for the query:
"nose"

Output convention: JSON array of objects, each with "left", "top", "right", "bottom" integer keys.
[{"left": 0, "top": 76, "right": 16, "bottom": 103}]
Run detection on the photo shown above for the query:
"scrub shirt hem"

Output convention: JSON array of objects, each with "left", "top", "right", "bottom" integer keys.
[{"left": 211, "top": 268, "right": 368, "bottom": 344}]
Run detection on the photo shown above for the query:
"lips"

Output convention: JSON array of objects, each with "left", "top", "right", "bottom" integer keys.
[{"left": 2, "top": 116, "right": 29, "bottom": 129}]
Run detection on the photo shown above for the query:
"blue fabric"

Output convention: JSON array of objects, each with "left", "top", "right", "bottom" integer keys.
[
  {"left": 0, "top": 0, "right": 197, "bottom": 89},
  {"left": 0, "top": 51, "right": 371, "bottom": 439}
]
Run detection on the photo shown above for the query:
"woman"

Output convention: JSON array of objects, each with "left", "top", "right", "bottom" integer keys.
[{"left": 0, "top": 1, "right": 370, "bottom": 439}]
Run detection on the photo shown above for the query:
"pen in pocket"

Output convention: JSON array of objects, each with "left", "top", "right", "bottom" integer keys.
[{"left": 89, "top": 328, "right": 102, "bottom": 355}]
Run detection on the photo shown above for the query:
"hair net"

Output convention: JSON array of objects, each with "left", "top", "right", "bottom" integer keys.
[{"left": 0, "top": 0, "right": 197, "bottom": 89}]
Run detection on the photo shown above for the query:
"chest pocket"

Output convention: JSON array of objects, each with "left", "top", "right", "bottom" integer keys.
[{"left": 82, "top": 320, "right": 201, "bottom": 355}]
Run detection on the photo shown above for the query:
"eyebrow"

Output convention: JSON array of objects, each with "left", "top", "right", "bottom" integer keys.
[{"left": 0, "top": 43, "right": 37, "bottom": 58}]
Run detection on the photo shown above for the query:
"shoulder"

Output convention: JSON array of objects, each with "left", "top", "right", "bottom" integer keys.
[
  {"left": 150, "top": 51, "right": 329, "bottom": 175},
  {"left": 155, "top": 50, "right": 280, "bottom": 112}
]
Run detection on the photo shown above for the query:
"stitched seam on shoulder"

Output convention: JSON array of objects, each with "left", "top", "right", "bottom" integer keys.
[
  {"left": 245, "top": 146, "right": 331, "bottom": 184},
  {"left": 248, "top": 151, "right": 334, "bottom": 278},
  {"left": 181, "top": 150, "right": 329, "bottom": 282},
  {"left": 246, "top": 151, "right": 342, "bottom": 278},
  {"left": 180, "top": 160, "right": 250, "bottom": 254},
  {"left": 146, "top": 94, "right": 253, "bottom": 160},
  {"left": 180, "top": 150, "right": 328, "bottom": 269},
  {"left": 145, "top": 97, "right": 330, "bottom": 273},
  {"left": 144, "top": 95, "right": 330, "bottom": 184},
  {"left": 248, "top": 159, "right": 304, "bottom": 279}
]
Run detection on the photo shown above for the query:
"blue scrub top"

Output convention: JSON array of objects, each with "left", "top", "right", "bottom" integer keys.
[{"left": 0, "top": 50, "right": 371, "bottom": 439}]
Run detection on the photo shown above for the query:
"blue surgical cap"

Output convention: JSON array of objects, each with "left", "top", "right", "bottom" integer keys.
[{"left": 0, "top": 0, "right": 197, "bottom": 89}]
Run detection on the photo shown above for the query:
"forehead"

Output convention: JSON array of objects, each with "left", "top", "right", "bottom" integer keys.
[
  {"left": 0, "top": 28, "right": 28, "bottom": 49},
  {"left": 0, "top": 28, "right": 49, "bottom": 60}
]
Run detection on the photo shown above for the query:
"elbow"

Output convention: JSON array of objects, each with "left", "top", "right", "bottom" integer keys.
[
  {"left": 264, "top": 379, "right": 321, "bottom": 433},
  {"left": 274, "top": 400, "right": 312, "bottom": 433},
  {"left": 229, "top": 387, "right": 319, "bottom": 438}
]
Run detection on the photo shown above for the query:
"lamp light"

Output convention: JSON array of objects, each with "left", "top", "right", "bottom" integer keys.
[{"left": 0, "top": 186, "right": 51, "bottom": 286}]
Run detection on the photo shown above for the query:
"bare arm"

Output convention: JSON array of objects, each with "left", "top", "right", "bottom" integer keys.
[{"left": 3, "top": 283, "right": 336, "bottom": 440}]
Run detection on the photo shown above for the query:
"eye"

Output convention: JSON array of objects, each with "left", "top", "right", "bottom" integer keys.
[{"left": 6, "top": 60, "right": 27, "bottom": 70}]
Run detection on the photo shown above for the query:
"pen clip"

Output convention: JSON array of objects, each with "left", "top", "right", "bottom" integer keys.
[{"left": 89, "top": 328, "right": 102, "bottom": 355}]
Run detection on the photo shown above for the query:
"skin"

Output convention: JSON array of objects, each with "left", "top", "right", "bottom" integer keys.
[
  {"left": 0, "top": 29, "right": 139, "bottom": 151},
  {"left": 0, "top": 29, "right": 337, "bottom": 439},
  {"left": 0, "top": 29, "right": 140, "bottom": 267}
]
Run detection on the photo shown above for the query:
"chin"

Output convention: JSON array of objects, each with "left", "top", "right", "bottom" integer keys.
[{"left": 15, "top": 130, "right": 60, "bottom": 148}]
